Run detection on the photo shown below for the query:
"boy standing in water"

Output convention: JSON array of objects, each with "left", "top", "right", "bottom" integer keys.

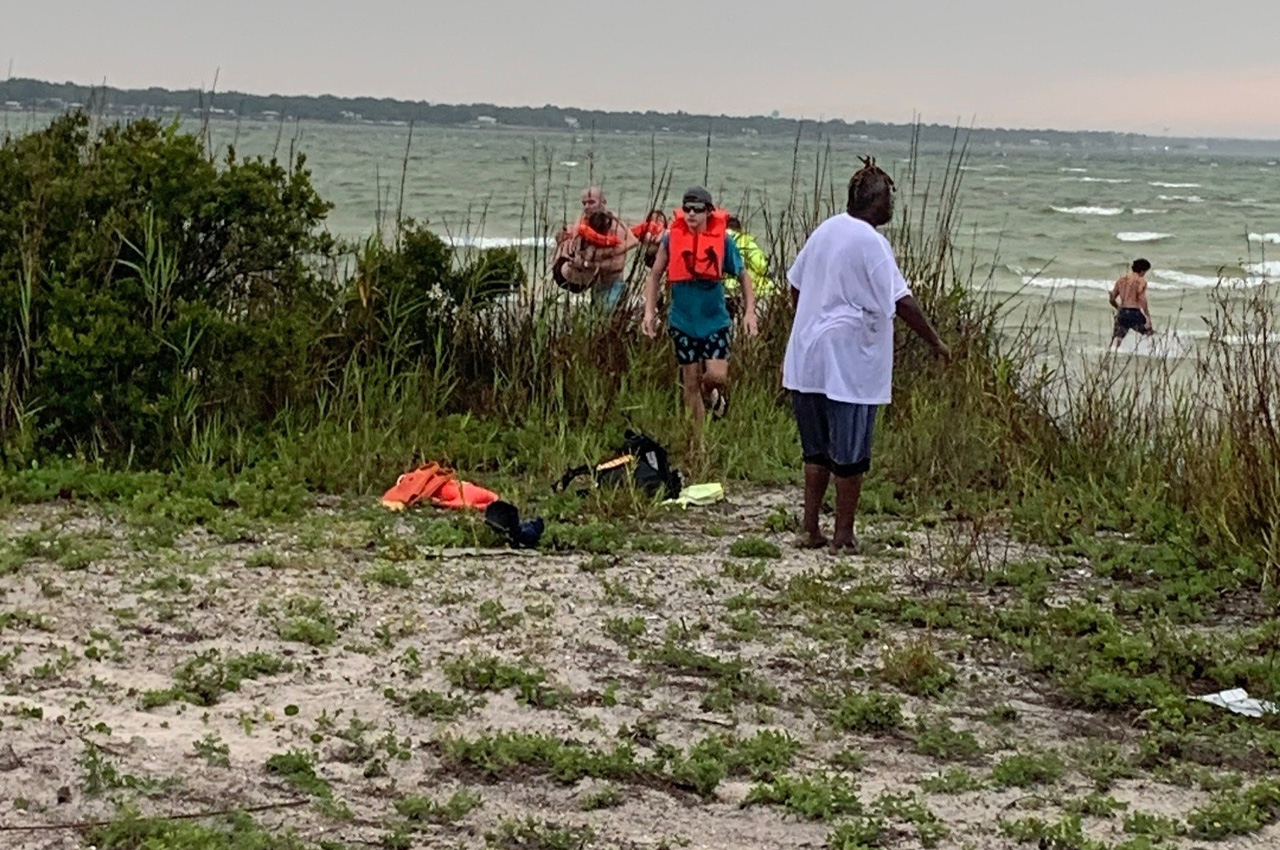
[
  {"left": 1109, "top": 259, "right": 1155, "bottom": 349},
  {"left": 643, "top": 186, "right": 758, "bottom": 423},
  {"left": 783, "top": 158, "right": 949, "bottom": 555}
]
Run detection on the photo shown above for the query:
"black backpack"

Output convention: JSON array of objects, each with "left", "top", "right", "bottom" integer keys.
[{"left": 554, "top": 430, "right": 683, "bottom": 500}]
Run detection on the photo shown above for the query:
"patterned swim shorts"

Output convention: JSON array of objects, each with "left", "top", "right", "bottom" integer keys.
[{"left": 668, "top": 325, "right": 731, "bottom": 366}]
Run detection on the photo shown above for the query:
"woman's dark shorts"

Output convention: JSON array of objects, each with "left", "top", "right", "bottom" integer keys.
[
  {"left": 1113, "top": 307, "right": 1152, "bottom": 339},
  {"left": 791, "top": 392, "right": 877, "bottom": 477},
  {"left": 668, "top": 325, "right": 731, "bottom": 366}
]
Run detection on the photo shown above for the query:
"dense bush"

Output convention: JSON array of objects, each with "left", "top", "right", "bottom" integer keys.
[
  {"left": 0, "top": 114, "right": 334, "bottom": 460},
  {"left": 0, "top": 115, "right": 525, "bottom": 465}
]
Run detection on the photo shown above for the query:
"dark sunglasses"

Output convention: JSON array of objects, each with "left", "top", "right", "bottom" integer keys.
[{"left": 682, "top": 203, "right": 709, "bottom": 214}]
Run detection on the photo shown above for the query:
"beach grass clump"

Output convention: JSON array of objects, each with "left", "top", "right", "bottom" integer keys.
[
  {"left": 142, "top": 649, "right": 289, "bottom": 709},
  {"left": 831, "top": 691, "right": 904, "bottom": 734},
  {"left": 743, "top": 772, "right": 864, "bottom": 820},
  {"left": 442, "top": 653, "right": 566, "bottom": 708}
]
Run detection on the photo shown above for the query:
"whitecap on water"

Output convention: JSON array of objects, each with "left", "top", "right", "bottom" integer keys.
[
  {"left": 1157, "top": 269, "right": 1268, "bottom": 288},
  {"left": 1117, "top": 232, "right": 1174, "bottom": 243},
  {"left": 446, "top": 236, "right": 555, "bottom": 249},
  {"left": 560, "top": 161, "right": 578, "bottom": 167},
  {"left": 1246, "top": 260, "right": 1280, "bottom": 277},
  {"left": 1060, "top": 167, "right": 1089, "bottom": 173},
  {"left": 1021, "top": 276, "right": 1118, "bottom": 292},
  {"left": 1150, "top": 181, "right": 1201, "bottom": 188},
  {"left": 1063, "top": 176, "right": 1131, "bottom": 183},
  {"left": 1158, "top": 195, "right": 1204, "bottom": 203},
  {"left": 1018, "top": 275, "right": 1184, "bottom": 292},
  {"left": 1247, "top": 232, "right": 1280, "bottom": 244},
  {"left": 1130, "top": 208, "right": 1167, "bottom": 215},
  {"left": 1051, "top": 206, "right": 1124, "bottom": 216}
]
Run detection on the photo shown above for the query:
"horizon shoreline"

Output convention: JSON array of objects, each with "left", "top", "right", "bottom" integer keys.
[{"left": 5, "top": 76, "right": 1280, "bottom": 148}]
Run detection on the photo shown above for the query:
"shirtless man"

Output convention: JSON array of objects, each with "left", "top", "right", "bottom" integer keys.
[
  {"left": 1109, "top": 258, "right": 1155, "bottom": 349},
  {"left": 556, "top": 186, "right": 636, "bottom": 310}
]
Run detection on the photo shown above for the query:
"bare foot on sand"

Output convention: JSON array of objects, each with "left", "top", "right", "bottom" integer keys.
[
  {"left": 792, "top": 533, "right": 829, "bottom": 550},
  {"left": 827, "top": 536, "right": 861, "bottom": 556}
]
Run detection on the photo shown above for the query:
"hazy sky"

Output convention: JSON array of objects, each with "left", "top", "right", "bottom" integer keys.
[{"left": 6, "top": 1, "right": 1280, "bottom": 138}]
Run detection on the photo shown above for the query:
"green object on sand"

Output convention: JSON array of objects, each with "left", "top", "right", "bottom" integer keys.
[{"left": 662, "top": 482, "right": 725, "bottom": 508}]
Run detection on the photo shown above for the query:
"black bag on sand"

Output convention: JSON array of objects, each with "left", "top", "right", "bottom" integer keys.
[{"left": 554, "top": 430, "right": 683, "bottom": 500}]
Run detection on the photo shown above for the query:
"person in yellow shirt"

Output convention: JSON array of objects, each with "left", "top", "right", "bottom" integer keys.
[{"left": 724, "top": 215, "right": 776, "bottom": 316}]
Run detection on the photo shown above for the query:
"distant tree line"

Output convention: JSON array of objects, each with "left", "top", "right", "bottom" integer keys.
[{"left": 1, "top": 77, "right": 1267, "bottom": 152}]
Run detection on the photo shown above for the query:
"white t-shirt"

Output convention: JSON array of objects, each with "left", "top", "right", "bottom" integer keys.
[{"left": 782, "top": 214, "right": 911, "bottom": 405}]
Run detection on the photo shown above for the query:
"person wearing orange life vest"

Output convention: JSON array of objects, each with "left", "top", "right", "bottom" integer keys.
[
  {"left": 632, "top": 209, "right": 668, "bottom": 268},
  {"left": 554, "top": 185, "right": 637, "bottom": 309},
  {"left": 552, "top": 210, "right": 638, "bottom": 294},
  {"left": 642, "top": 186, "right": 758, "bottom": 423}
]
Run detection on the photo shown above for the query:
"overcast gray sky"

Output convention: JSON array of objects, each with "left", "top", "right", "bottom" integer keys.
[{"left": 6, "top": 0, "right": 1280, "bottom": 138}]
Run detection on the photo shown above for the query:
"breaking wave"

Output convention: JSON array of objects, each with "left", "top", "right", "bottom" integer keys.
[{"left": 1116, "top": 232, "right": 1174, "bottom": 243}]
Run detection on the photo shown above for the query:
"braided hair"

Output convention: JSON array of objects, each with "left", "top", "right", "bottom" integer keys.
[{"left": 846, "top": 156, "right": 895, "bottom": 215}]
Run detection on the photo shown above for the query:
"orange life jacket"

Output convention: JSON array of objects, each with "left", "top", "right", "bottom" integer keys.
[
  {"left": 577, "top": 220, "right": 622, "bottom": 248},
  {"left": 631, "top": 221, "right": 666, "bottom": 241},
  {"left": 379, "top": 462, "right": 499, "bottom": 512},
  {"left": 666, "top": 210, "right": 729, "bottom": 283}
]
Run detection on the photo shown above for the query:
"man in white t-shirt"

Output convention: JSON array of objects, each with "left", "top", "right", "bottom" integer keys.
[{"left": 782, "top": 157, "right": 950, "bottom": 555}]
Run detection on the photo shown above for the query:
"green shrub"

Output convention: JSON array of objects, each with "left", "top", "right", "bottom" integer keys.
[
  {"left": 991, "top": 751, "right": 1065, "bottom": 789},
  {"left": 744, "top": 772, "right": 864, "bottom": 820},
  {"left": 879, "top": 639, "right": 955, "bottom": 697},
  {"left": 1, "top": 114, "right": 333, "bottom": 462},
  {"left": 831, "top": 691, "right": 904, "bottom": 734},
  {"left": 729, "top": 537, "right": 782, "bottom": 559}
]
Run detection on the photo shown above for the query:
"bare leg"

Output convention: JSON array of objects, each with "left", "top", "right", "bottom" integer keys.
[
  {"left": 830, "top": 472, "right": 864, "bottom": 552},
  {"left": 703, "top": 358, "right": 729, "bottom": 418},
  {"left": 680, "top": 363, "right": 705, "bottom": 423},
  {"left": 798, "top": 462, "right": 831, "bottom": 547}
]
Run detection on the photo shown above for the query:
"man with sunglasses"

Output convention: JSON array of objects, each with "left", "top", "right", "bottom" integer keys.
[{"left": 642, "top": 186, "right": 758, "bottom": 423}]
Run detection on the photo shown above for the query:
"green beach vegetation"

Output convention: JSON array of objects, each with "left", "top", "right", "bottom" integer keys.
[
  {"left": 2, "top": 113, "right": 1277, "bottom": 575},
  {"left": 2, "top": 113, "right": 1280, "bottom": 849}
]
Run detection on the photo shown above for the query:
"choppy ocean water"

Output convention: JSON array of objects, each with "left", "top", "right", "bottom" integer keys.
[{"left": 9, "top": 111, "right": 1279, "bottom": 356}]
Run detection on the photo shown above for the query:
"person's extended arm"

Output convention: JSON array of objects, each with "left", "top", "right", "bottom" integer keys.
[
  {"left": 616, "top": 218, "right": 639, "bottom": 253},
  {"left": 896, "top": 294, "right": 950, "bottom": 360},
  {"left": 739, "top": 268, "right": 758, "bottom": 336},
  {"left": 1109, "top": 280, "right": 1120, "bottom": 311},
  {"left": 642, "top": 243, "right": 669, "bottom": 338},
  {"left": 1139, "top": 281, "right": 1153, "bottom": 329}
]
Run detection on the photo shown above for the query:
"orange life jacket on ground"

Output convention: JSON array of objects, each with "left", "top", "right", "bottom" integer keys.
[
  {"left": 666, "top": 210, "right": 729, "bottom": 283},
  {"left": 380, "top": 462, "right": 499, "bottom": 511}
]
